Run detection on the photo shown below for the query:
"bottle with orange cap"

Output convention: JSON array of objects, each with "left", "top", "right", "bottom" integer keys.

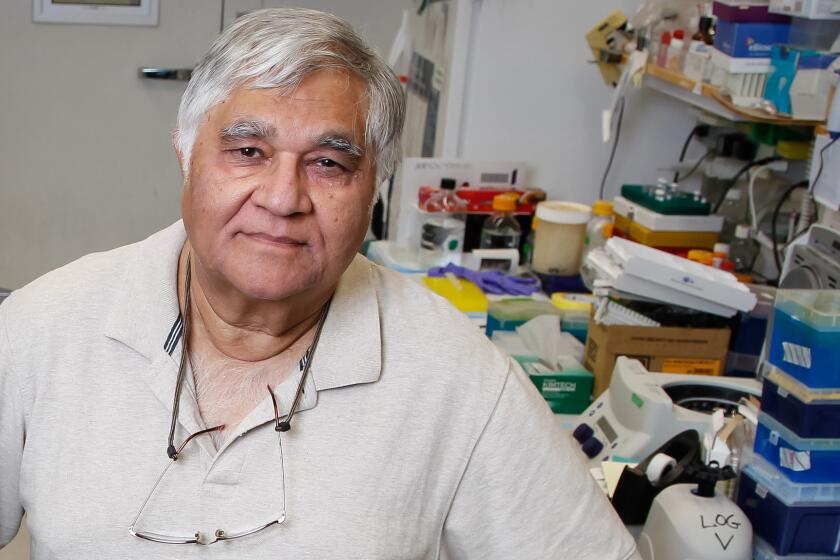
[{"left": 480, "top": 194, "right": 522, "bottom": 250}]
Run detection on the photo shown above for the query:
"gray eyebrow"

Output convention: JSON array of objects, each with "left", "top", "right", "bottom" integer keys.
[
  {"left": 319, "top": 135, "right": 364, "bottom": 160},
  {"left": 219, "top": 119, "right": 276, "bottom": 141}
]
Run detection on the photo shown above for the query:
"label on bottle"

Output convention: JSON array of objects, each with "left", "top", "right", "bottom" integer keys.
[
  {"left": 421, "top": 217, "right": 464, "bottom": 253},
  {"left": 480, "top": 231, "right": 519, "bottom": 250}
]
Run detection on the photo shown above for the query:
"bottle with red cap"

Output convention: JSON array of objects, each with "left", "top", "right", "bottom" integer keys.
[{"left": 667, "top": 29, "right": 685, "bottom": 72}]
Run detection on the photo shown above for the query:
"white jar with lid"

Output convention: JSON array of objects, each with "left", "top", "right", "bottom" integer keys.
[{"left": 532, "top": 201, "right": 592, "bottom": 276}]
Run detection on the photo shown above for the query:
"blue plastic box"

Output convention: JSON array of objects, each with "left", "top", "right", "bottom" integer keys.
[
  {"left": 754, "top": 412, "right": 840, "bottom": 484},
  {"left": 768, "top": 290, "right": 840, "bottom": 389},
  {"left": 738, "top": 455, "right": 840, "bottom": 556},
  {"left": 715, "top": 20, "right": 790, "bottom": 58},
  {"left": 762, "top": 368, "right": 840, "bottom": 439},
  {"left": 754, "top": 536, "right": 840, "bottom": 559}
]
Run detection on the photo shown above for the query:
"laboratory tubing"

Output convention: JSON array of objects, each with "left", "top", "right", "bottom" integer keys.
[
  {"left": 479, "top": 194, "right": 522, "bottom": 250},
  {"left": 419, "top": 178, "right": 468, "bottom": 269},
  {"left": 729, "top": 224, "right": 757, "bottom": 273},
  {"left": 717, "top": 188, "right": 747, "bottom": 243},
  {"left": 531, "top": 201, "right": 591, "bottom": 276}
]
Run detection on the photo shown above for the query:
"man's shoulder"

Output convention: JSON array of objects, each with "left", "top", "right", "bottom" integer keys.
[
  {"left": 1, "top": 224, "right": 177, "bottom": 329},
  {"left": 364, "top": 258, "right": 511, "bottom": 379}
]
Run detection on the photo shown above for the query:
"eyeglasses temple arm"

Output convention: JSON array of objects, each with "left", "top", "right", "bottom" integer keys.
[
  {"left": 277, "top": 298, "right": 332, "bottom": 432},
  {"left": 168, "top": 257, "right": 192, "bottom": 459}
]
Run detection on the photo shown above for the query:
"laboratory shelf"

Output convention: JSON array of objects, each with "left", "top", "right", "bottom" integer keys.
[{"left": 643, "top": 64, "right": 824, "bottom": 127}]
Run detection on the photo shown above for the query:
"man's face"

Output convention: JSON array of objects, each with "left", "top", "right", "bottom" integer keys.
[{"left": 180, "top": 69, "right": 375, "bottom": 301}]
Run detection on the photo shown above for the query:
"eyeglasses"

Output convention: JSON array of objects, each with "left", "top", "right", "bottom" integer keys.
[
  {"left": 128, "top": 388, "right": 287, "bottom": 544},
  {"left": 129, "top": 256, "right": 331, "bottom": 545}
]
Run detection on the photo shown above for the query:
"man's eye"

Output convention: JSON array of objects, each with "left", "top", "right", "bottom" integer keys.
[
  {"left": 239, "top": 147, "right": 259, "bottom": 158},
  {"left": 316, "top": 158, "right": 342, "bottom": 169}
]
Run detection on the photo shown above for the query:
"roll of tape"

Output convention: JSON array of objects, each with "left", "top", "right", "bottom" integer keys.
[{"left": 645, "top": 453, "right": 677, "bottom": 484}]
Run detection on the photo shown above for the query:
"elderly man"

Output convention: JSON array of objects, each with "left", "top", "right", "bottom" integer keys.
[{"left": 0, "top": 8, "right": 638, "bottom": 559}]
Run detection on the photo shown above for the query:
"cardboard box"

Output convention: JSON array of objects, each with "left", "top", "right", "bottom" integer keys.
[{"left": 584, "top": 318, "right": 731, "bottom": 397}]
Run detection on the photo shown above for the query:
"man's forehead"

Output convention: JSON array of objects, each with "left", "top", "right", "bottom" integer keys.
[{"left": 211, "top": 79, "right": 369, "bottom": 139}]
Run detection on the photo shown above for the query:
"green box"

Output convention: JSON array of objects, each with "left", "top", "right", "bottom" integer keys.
[
  {"left": 621, "top": 184, "right": 710, "bottom": 215},
  {"left": 514, "top": 355, "right": 593, "bottom": 414}
]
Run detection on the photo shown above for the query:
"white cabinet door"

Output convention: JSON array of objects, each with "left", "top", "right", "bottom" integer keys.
[{"left": 0, "top": 1, "right": 222, "bottom": 289}]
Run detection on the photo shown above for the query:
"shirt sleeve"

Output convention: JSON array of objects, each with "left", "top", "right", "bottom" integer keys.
[
  {"left": 439, "top": 358, "right": 640, "bottom": 560},
  {"left": 0, "top": 301, "right": 26, "bottom": 548}
]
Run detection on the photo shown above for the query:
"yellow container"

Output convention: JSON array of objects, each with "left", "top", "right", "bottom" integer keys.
[
  {"left": 550, "top": 292, "right": 594, "bottom": 314},
  {"left": 422, "top": 276, "right": 488, "bottom": 313},
  {"left": 628, "top": 222, "right": 719, "bottom": 249}
]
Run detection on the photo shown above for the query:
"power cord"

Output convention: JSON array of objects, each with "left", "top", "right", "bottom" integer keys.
[
  {"left": 673, "top": 125, "right": 710, "bottom": 183},
  {"left": 712, "top": 156, "right": 783, "bottom": 213},
  {"left": 599, "top": 96, "right": 626, "bottom": 200},
  {"left": 811, "top": 136, "right": 838, "bottom": 193},
  {"left": 676, "top": 151, "right": 710, "bottom": 183},
  {"left": 771, "top": 180, "right": 810, "bottom": 281}
]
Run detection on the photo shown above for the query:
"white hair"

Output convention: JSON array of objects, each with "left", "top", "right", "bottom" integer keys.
[{"left": 176, "top": 8, "right": 404, "bottom": 182}]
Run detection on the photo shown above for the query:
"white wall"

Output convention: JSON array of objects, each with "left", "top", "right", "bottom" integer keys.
[
  {"left": 0, "top": 1, "right": 221, "bottom": 289},
  {"left": 0, "top": 1, "right": 403, "bottom": 290},
  {"left": 458, "top": 0, "right": 697, "bottom": 203}
]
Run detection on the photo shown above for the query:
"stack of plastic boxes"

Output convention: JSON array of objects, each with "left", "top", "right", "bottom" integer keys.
[
  {"left": 711, "top": 1, "right": 791, "bottom": 107},
  {"left": 737, "top": 290, "right": 840, "bottom": 557}
]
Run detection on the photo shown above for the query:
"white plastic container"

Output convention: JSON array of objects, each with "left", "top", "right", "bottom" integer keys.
[{"left": 532, "top": 202, "right": 591, "bottom": 276}]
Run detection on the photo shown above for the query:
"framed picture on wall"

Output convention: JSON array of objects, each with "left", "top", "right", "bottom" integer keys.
[{"left": 33, "top": 0, "right": 160, "bottom": 26}]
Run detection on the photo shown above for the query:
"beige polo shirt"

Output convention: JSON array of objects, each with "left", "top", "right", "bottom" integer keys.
[{"left": 0, "top": 222, "right": 639, "bottom": 559}]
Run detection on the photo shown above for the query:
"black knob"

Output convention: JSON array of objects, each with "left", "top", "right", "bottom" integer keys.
[
  {"left": 573, "top": 423, "right": 594, "bottom": 444},
  {"left": 581, "top": 437, "right": 604, "bottom": 458}
]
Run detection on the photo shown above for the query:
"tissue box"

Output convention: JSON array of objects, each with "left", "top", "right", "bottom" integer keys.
[
  {"left": 584, "top": 319, "right": 731, "bottom": 397},
  {"left": 514, "top": 355, "right": 593, "bottom": 414},
  {"left": 486, "top": 298, "right": 561, "bottom": 336}
]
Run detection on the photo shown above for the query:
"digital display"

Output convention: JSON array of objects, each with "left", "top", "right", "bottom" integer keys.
[
  {"left": 597, "top": 417, "right": 618, "bottom": 443},
  {"left": 479, "top": 258, "right": 513, "bottom": 271}
]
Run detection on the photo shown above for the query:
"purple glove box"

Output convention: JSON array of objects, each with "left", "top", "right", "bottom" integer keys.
[{"left": 713, "top": 1, "right": 791, "bottom": 23}]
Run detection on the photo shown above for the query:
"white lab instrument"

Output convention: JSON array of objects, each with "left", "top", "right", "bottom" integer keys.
[
  {"left": 638, "top": 483, "right": 753, "bottom": 560},
  {"left": 571, "top": 357, "right": 761, "bottom": 465},
  {"left": 461, "top": 248, "right": 520, "bottom": 274},
  {"left": 780, "top": 224, "right": 840, "bottom": 289},
  {"left": 584, "top": 237, "right": 757, "bottom": 317},
  {"left": 392, "top": 158, "right": 526, "bottom": 252}
]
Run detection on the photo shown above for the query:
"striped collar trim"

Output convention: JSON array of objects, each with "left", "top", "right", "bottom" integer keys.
[{"left": 163, "top": 315, "right": 184, "bottom": 355}]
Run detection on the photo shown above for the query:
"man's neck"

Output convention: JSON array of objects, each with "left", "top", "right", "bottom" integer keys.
[{"left": 177, "top": 243, "right": 330, "bottom": 362}]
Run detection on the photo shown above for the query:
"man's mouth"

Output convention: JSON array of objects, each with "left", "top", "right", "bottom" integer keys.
[{"left": 241, "top": 232, "right": 307, "bottom": 246}]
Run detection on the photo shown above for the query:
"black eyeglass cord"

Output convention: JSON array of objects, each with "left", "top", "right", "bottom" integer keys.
[{"left": 166, "top": 255, "right": 332, "bottom": 459}]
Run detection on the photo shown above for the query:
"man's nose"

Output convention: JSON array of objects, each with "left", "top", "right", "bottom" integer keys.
[{"left": 250, "top": 153, "right": 313, "bottom": 216}]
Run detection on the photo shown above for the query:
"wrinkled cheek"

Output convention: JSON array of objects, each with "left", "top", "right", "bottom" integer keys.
[{"left": 330, "top": 205, "right": 371, "bottom": 255}]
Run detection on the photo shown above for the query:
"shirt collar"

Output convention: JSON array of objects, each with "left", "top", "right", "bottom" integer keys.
[{"left": 103, "top": 220, "right": 382, "bottom": 392}]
